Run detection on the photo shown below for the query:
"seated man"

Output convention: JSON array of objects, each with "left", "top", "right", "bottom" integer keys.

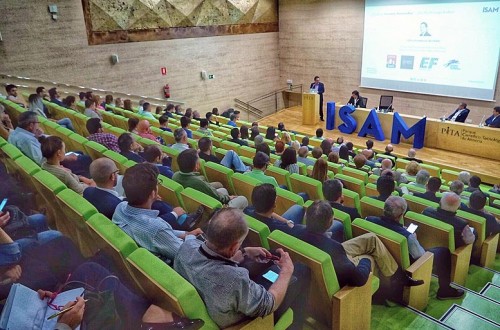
[
  {"left": 48, "top": 87, "right": 64, "bottom": 107},
  {"left": 112, "top": 163, "right": 202, "bottom": 264},
  {"left": 196, "top": 119, "right": 212, "bottom": 136},
  {"left": 5, "top": 84, "right": 27, "bottom": 107},
  {"left": 410, "top": 170, "right": 430, "bottom": 189},
  {"left": 142, "top": 145, "right": 173, "bottom": 178},
  {"left": 361, "top": 149, "right": 376, "bottom": 168},
  {"left": 86, "top": 118, "right": 120, "bottom": 152},
  {"left": 323, "top": 179, "right": 360, "bottom": 222},
  {"left": 372, "top": 175, "right": 396, "bottom": 202},
  {"left": 445, "top": 103, "right": 470, "bottom": 123},
  {"left": 172, "top": 149, "right": 248, "bottom": 209},
  {"left": 449, "top": 180, "right": 469, "bottom": 208},
  {"left": 347, "top": 90, "right": 365, "bottom": 108},
  {"left": 170, "top": 128, "right": 190, "bottom": 152},
  {"left": 8, "top": 111, "right": 91, "bottom": 176},
  {"left": 404, "top": 148, "right": 422, "bottom": 163},
  {"left": 244, "top": 184, "right": 306, "bottom": 235},
  {"left": 198, "top": 137, "right": 249, "bottom": 173},
  {"left": 465, "top": 175, "right": 487, "bottom": 196},
  {"left": 464, "top": 190, "right": 500, "bottom": 237},
  {"left": 229, "top": 127, "right": 248, "bottom": 146},
  {"left": 422, "top": 192, "right": 476, "bottom": 248},
  {"left": 296, "top": 201, "right": 423, "bottom": 302},
  {"left": 118, "top": 133, "right": 145, "bottom": 163},
  {"left": 314, "top": 128, "right": 324, "bottom": 140},
  {"left": 174, "top": 208, "right": 310, "bottom": 329},
  {"left": 83, "top": 99, "right": 102, "bottom": 119},
  {"left": 158, "top": 114, "right": 172, "bottom": 132},
  {"left": 227, "top": 113, "right": 238, "bottom": 127},
  {"left": 485, "top": 106, "right": 500, "bottom": 128},
  {"left": 137, "top": 120, "right": 163, "bottom": 144},
  {"left": 28, "top": 87, "right": 75, "bottom": 131},
  {"left": 244, "top": 152, "right": 279, "bottom": 187},
  {"left": 414, "top": 176, "right": 441, "bottom": 203},
  {"left": 180, "top": 116, "right": 193, "bottom": 138},
  {"left": 296, "top": 146, "right": 315, "bottom": 167},
  {"left": 139, "top": 102, "right": 155, "bottom": 119},
  {"left": 366, "top": 196, "right": 464, "bottom": 299},
  {"left": 372, "top": 158, "right": 393, "bottom": 176},
  {"left": 84, "top": 158, "right": 201, "bottom": 230},
  {"left": 353, "top": 154, "right": 371, "bottom": 173}
]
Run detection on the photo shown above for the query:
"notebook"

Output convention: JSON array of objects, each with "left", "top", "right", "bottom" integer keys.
[{"left": 0, "top": 283, "right": 84, "bottom": 330}]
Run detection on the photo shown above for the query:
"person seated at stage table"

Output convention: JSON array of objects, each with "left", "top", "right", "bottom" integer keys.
[
  {"left": 366, "top": 196, "right": 464, "bottom": 300},
  {"left": 410, "top": 170, "right": 430, "bottom": 189},
  {"left": 464, "top": 191, "right": 500, "bottom": 237},
  {"left": 414, "top": 176, "right": 441, "bottom": 203},
  {"left": 118, "top": 132, "right": 145, "bottom": 163},
  {"left": 404, "top": 149, "right": 422, "bottom": 163},
  {"left": 323, "top": 178, "right": 360, "bottom": 222},
  {"left": 445, "top": 103, "right": 470, "bottom": 123},
  {"left": 485, "top": 106, "right": 500, "bottom": 128},
  {"left": 274, "top": 147, "right": 300, "bottom": 175},
  {"left": 422, "top": 193, "right": 476, "bottom": 248},
  {"left": 347, "top": 90, "right": 365, "bottom": 108},
  {"left": 297, "top": 146, "right": 315, "bottom": 167},
  {"left": 373, "top": 158, "right": 393, "bottom": 176},
  {"left": 40, "top": 136, "right": 95, "bottom": 194}
]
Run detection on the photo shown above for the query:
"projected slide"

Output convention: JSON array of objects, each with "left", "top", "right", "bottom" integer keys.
[{"left": 361, "top": 0, "right": 500, "bottom": 101}]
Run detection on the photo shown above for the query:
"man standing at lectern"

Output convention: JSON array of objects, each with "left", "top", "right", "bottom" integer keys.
[{"left": 310, "top": 76, "right": 325, "bottom": 121}]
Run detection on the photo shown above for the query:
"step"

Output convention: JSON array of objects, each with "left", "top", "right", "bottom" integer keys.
[
  {"left": 371, "top": 304, "right": 449, "bottom": 330},
  {"left": 480, "top": 283, "right": 500, "bottom": 301},
  {"left": 440, "top": 304, "right": 500, "bottom": 329},
  {"left": 459, "top": 291, "right": 500, "bottom": 323}
]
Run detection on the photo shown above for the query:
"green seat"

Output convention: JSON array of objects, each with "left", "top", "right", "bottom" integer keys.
[
  {"left": 275, "top": 187, "right": 304, "bottom": 216},
  {"left": 244, "top": 215, "right": 271, "bottom": 250},
  {"left": 403, "top": 194, "right": 438, "bottom": 214},
  {"left": 360, "top": 196, "right": 385, "bottom": 219},
  {"left": 180, "top": 188, "right": 222, "bottom": 225},
  {"left": 160, "top": 146, "right": 180, "bottom": 172},
  {"left": 158, "top": 175, "right": 185, "bottom": 208},
  {"left": 239, "top": 145, "right": 257, "bottom": 159},
  {"left": 351, "top": 218, "right": 433, "bottom": 310},
  {"left": 266, "top": 165, "right": 291, "bottom": 188},
  {"left": 400, "top": 183, "right": 426, "bottom": 194},
  {"left": 14, "top": 155, "right": 41, "bottom": 187},
  {"left": 231, "top": 173, "right": 262, "bottom": 202},
  {"left": 55, "top": 188, "right": 99, "bottom": 257},
  {"left": 203, "top": 161, "right": 235, "bottom": 195},
  {"left": 84, "top": 140, "right": 108, "bottom": 160},
  {"left": 441, "top": 169, "right": 460, "bottom": 182},
  {"left": 396, "top": 158, "right": 411, "bottom": 170},
  {"left": 289, "top": 173, "right": 323, "bottom": 200},
  {"left": 419, "top": 163, "right": 440, "bottom": 178},
  {"left": 365, "top": 182, "right": 378, "bottom": 197},
  {"left": 341, "top": 167, "right": 369, "bottom": 184},
  {"left": 342, "top": 188, "right": 361, "bottom": 214},
  {"left": 327, "top": 161, "right": 343, "bottom": 175},
  {"left": 267, "top": 230, "right": 375, "bottom": 329},
  {"left": 335, "top": 174, "right": 366, "bottom": 197},
  {"left": 1, "top": 143, "right": 23, "bottom": 160},
  {"left": 126, "top": 248, "right": 219, "bottom": 329},
  {"left": 297, "top": 162, "right": 307, "bottom": 176},
  {"left": 0, "top": 137, "right": 7, "bottom": 147},
  {"left": 66, "top": 133, "right": 88, "bottom": 152},
  {"left": 368, "top": 174, "right": 379, "bottom": 184},
  {"left": 103, "top": 150, "right": 129, "bottom": 174}
]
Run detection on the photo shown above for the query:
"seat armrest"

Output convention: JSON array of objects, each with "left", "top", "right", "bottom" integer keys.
[
  {"left": 224, "top": 313, "right": 274, "bottom": 330},
  {"left": 451, "top": 243, "right": 473, "bottom": 285},
  {"left": 404, "top": 251, "right": 433, "bottom": 310}
]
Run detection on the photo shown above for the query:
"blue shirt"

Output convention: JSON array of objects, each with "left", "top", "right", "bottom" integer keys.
[
  {"left": 183, "top": 128, "right": 193, "bottom": 138},
  {"left": 8, "top": 127, "right": 43, "bottom": 165},
  {"left": 227, "top": 121, "right": 237, "bottom": 127},
  {"left": 139, "top": 111, "right": 155, "bottom": 120},
  {"left": 112, "top": 201, "right": 193, "bottom": 263}
]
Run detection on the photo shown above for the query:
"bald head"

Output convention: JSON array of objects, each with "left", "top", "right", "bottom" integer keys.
[
  {"left": 137, "top": 120, "right": 151, "bottom": 133},
  {"left": 408, "top": 148, "right": 417, "bottom": 158},
  {"left": 361, "top": 149, "right": 374, "bottom": 160},
  {"left": 298, "top": 146, "right": 309, "bottom": 158},
  {"left": 384, "top": 196, "right": 407, "bottom": 221},
  {"left": 90, "top": 157, "right": 119, "bottom": 186},
  {"left": 206, "top": 208, "right": 248, "bottom": 251},
  {"left": 440, "top": 192, "right": 461, "bottom": 212},
  {"left": 381, "top": 158, "right": 393, "bottom": 170},
  {"left": 457, "top": 171, "right": 470, "bottom": 185},
  {"left": 385, "top": 144, "right": 393, "bottom": 153}
]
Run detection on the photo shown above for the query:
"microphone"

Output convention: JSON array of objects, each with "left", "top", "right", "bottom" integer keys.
[{"left": 478, "top": 114, "right": 485, "bottom": 127}]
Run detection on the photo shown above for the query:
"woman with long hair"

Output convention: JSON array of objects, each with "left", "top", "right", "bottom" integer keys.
[
  {"left": 311, "top": 158, "right": 328, "bottom": 182},
  {"left": 275, "top": 147, "right": 299, "bottom": 174}
]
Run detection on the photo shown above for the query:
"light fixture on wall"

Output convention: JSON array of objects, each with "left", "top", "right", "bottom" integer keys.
[{"left": 48, "top": 4, "right": 58, "bottom": 20}]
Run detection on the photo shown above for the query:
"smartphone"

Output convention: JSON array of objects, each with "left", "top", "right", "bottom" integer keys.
[
  {"left": 0, "top": 198, "right": 7, "bottom": 212},
  {"left": 469, "top": 227, "right": 475, "bottom": 234},
  {"left": 264, "top": 254, "right": 280, "bottom": 261},
  {"left": 262, "top": 270, "right": 279, "bottom": 283},
  {"left": 65, "top": 152, "right": 78, "bottom": 156},
  {"left": 197, "top": 233, "right": 207, "bottom": 242},
  {"left": 407, "top": 223, "right": 418, "bottom": 234}
]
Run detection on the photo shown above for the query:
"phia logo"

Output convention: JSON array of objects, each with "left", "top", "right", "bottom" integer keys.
[
  {"left": 444, "top": 60, "right": 460, "bottom": 70},
  {"left": 441, "top": 127, "right": 460, "bottom": 136}
]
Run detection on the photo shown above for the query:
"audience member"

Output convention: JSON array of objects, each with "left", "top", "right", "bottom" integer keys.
[
  {"left": 345, "top": 142, "right": 356, "bottom": 158},
  {"left": 206, "top": 112, "right": 219, "bottom": 126},
  {"left": 465, "top": 191, "right": 500, "bottom": 237},
  {"left": 195, "top": 118, "right": 211, "bottom": 136},
  {"left": 301, "top": 136, "right": 311, "bottom": 149},
  {"left": 449, "top": 180, "right": 469, "bottom": 207},
  {"left": 290, "top": 140, "right": 300, "bottom": 152},
  {"left": 323, "top": 179, "right": 361, "bottom": 222},
  {"left": 274, "top": 141, "right": 285, "bottom": 156},
  {"left": 123, "top": 99, "right": 133, "bottom": 111},
  {"left": 28, "top": 87, "right": 74, "bottom": 131},
  {"left": 311, "top": 158, "right": 328, "bottom": 182},
  {"left": 465, "top": 175, "right": 485, "bottom": 194},
  {"left": 227, "top": 113, "right": 238, "bottom": 127},
  {"left": 197, "top": 137, "right": 248, "bottom": 173},
  {"left": 171, "top": 128, "right": 190, "bottom": 152},
  {"left": 327, "top": 151, "right": 340, "bottom": 164},
  {"left": 373, "top": 175, "right": 396, "bottom": 202},
  {"left": 114, "top": 97, "right": 123, "bottom": 108},
  {"left": 102, "top": 94, "right": 113, "bottom": 109},
  {"left": 404, "top": 149, "right": 422, "bottom": 163},
  {"left": 174, "top": 104, "right": 183, "bottom": 115},
  {"left": 311, "top": 146, "right": 323, "bottom": 159},
  {"left": 137, "top": 120, "right": 161, "bottom": 143},
  {"left": 127, "top": 117, "right": 139, "bottom": 133},
  {"left": 338, "top": 145, "right": 350, "bottom": 162},
  {"left": 320, "top": 139, "right": 332, "bottom": 156},
  {"left": 277, "top": 122, "right": 286, "bottom": 131},
  {"left": 86, "top": 118, "right": 120, "bottom": 152},
  {"left": 5, "top": 84, "right": 27, "bottom": 107},
  {"left": 315, "top": 128, "right": 324, "bottom": 140},
  {"left": 281, "top": 132, "right": 292, "bottom": 145},
  {"left": 373, "top": 159, "right": 393, "bottom": 176},
  {"left": 163, "top": 103, "right": 175, "bottom": 117},
  {"left": 405, "top": 161, "right": 421, "bottom": 179},
  {"left": 240, "top": 125, "right": 249, "bottom": 140},
  {"left": 211, "top": 107, "right": 219, "bottom": 116},
  {"left": 275, "top": 147, "right": 300, "bottom": 175},
  {"left": 140, "top": 102, "right": 155, "bottom": 119},
  {"left": 62, "top": 95, "right": 76, "bottom": 110},
  {"left": 230, "top": 127, "right": 248, "bottom": 146},
  {"left": 113, "top": 163, "right": 202, "bottom": 264},
  {"left": 366, "top": 196, "right": 463, "bottom": 299},
  {"left": 457, "top": 171, "right": 471, "bottom": 185},
  {"left": 353, "top": 154, "right": 370, "bottom": 173},
  {"left": 174, "top": 208, "right": 310, "bottom": 329},
  {"left": 173, "top": 149, "right": 248, "bottom": 209},
  {"left": 83, "top": 99, "right": 102, "bottom": 119},
  {"left": 184, "top": 108, "right": 193, "bottom": 119},
  {"left": 366, "top": 139, "right": 374, "bottom": 150},
  {"left": 361, "top": 149, "right": 376, "bottom": 168},
  {"left": 41, "top": 136, "right": 94, "bottom": 194},
  {"left": 422, "top": 193, "right": 476, "bottom": 248},
  {"left": 180, "top": 116, "right": 193, "bottom": 138},
  {"left": 142, "top": 145, "right": 174, "bottom": 178},
  {"left": 250, "top": 126, "right": 261, "bottom": 141},
  {"left": 0, "top": 104, "right": 13, "bottom": 136},
  {"left": 93, "top": 95, "right": 105, "bottom": 110},
  {"left": 414, "top": 177, "right": 441, "bottom": 203},
  {"left": 411, "top": 170, "right": 430, "bottom": 189},
  {"left": 265, "top": 126, "right": 276, "bottom": 140},
  {"left": 244, "top": 152, "right": 279, "bottom": 187},
  {"left": 192, "top": 110, "right": 201, "bottom": 120},
  {"left": 255, "top": 141, "right": 271, "bottom": 156},
  {"left": 297, "top": 146, "right": 315, "bottom": 166},
  {"left": 158, "top": 114, "right": 172, "bottom": 132},
  {"left": 118, "top": 132, "right": 145, "bottom": 163}
]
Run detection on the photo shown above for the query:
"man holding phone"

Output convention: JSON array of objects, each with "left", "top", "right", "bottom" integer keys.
[
  {"left": 174, "top": 208, "right": 310, "bottom": 329},
  {"left": 366, "top": 196, "right": 464, "bottom": 300}
]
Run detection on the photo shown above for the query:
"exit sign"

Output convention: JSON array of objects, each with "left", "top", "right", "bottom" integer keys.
[{"left": 161, "top": 67, "right": 167, "bottom": 75}]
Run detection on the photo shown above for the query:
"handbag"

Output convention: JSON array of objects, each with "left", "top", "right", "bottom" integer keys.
[{"left": 2, "top": 206, "right": 38, "bottom": 241}]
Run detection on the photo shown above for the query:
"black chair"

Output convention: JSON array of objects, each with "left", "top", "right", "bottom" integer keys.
[
  {"left": 379, "top": 95, "right": 393, "bottom": 112},
  {"left": 360, "top": 97, "right": 368, "bottom": 108}
]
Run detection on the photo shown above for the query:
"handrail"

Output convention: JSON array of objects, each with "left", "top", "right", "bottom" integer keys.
[
  {"left": 234, "top": 99, "right": 263, "bottom": 115},
  {"left": 246, "top": 84, "right": 303, "bottom": 104}
]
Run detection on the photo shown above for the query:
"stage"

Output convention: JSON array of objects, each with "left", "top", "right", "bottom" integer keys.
[{"left": 259, "top": 106, "right": 499, "bottom": 185}]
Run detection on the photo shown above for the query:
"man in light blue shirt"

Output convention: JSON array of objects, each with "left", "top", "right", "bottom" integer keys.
[
  {"left": 297, "top": 146, "right": 315, "bottom": 167},
  {"left": 170, "top": 128, "right": 190, "bottom": 152},
  {"left": 112, "top": 163, "right": 202, "bottom": 264},
  {"left": 8, "top": 111, "right": 44, "bottom": 164},
  {"left": 139, "top": 102, "right": 155, "bottom": 120}
]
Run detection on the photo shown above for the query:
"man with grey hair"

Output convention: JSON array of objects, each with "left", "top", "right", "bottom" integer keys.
[
  {"left": 170, "top": 128, "right": 189, "bottom": 152},
  {"left": 296, "top": 146, "right": 315, "bottom": 166},
  {"left": 404, "top": 148, "right": 422, "bottom": 163},
  {"left": 174, "top": 208, "right": 310, "bottom": 329},
  {"left": 423, "top": 192, "right": 476, "bottom": 248},
  {"left": 367, "top": 196, "right": 464, "bottom": 299},
  {"left": 411, "top": 170, "right": 430, "bottom": 189},
  {"left": 457, "top": 171, "right": 470, "bottom": 185},
  {"left": 373, "top": 158, "right": 393, "bottom": 176},
  {"left": 449, "top": 180, "right": 469, "bottom": 208}
]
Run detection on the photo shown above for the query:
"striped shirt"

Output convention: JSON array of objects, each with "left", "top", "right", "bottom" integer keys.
[{"left": 112, "top": 201, "right": 193, "bottom": 263}]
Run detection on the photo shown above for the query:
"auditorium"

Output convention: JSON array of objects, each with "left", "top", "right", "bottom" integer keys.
[{"left": 0, "top": 0, "right": 499, "bottom": 329}]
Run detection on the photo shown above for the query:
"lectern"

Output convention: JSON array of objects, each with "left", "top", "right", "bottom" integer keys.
[{"left": 302, "top": 93, "right": 319, "bottom": 125}]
